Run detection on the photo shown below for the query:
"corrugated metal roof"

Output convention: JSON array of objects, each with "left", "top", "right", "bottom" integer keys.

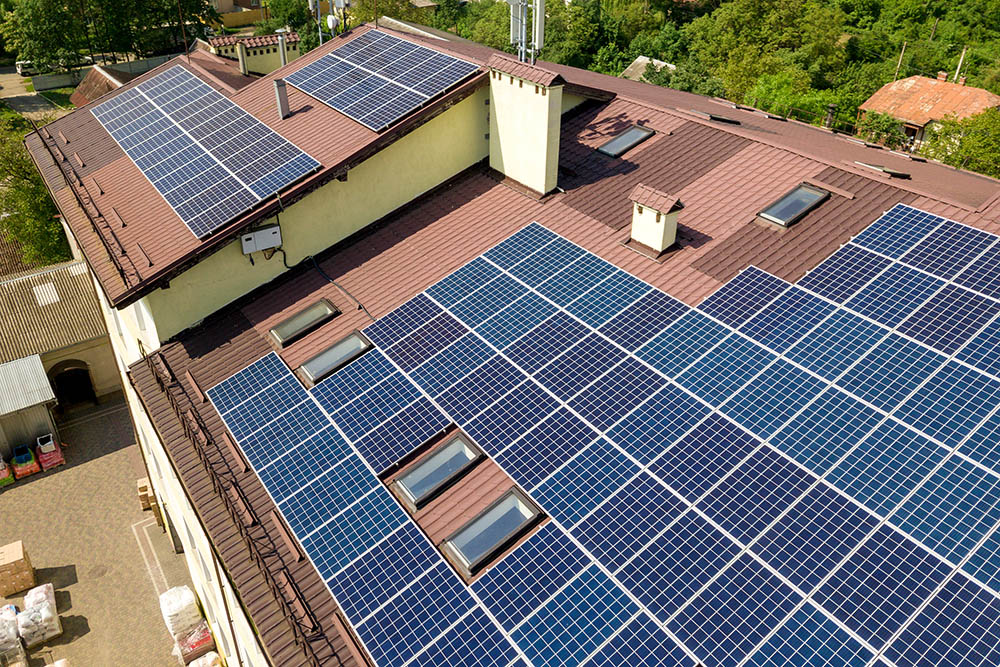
[
  {"left": 0, "top": 261, "right": 107, "bottom": 363},
  {"left": 0, "top": 355, "right": 55, "bottom": 416},
  {"left": 860, "top": 75, "right": 1000, "bottom": 127}
]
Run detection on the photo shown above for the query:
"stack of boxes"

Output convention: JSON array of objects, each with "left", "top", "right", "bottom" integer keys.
[{"left": 0, "top": 543, "right": 34, "bottom": 598}]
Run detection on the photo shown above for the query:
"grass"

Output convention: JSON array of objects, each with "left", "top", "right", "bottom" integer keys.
[
  {"left": 39, "top": 87, "right": 75, "bottom": 109},
  {"left": 23, "top": 82, "right": 34, "bottom": 92}
]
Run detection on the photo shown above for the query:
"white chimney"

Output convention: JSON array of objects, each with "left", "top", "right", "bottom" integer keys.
[
  {"left": 278, "top": 34, "right": 288, "bottom": 67},
  {"left": 275, "top": 79, "right": 290, "bottom": 120},
  {"left": 629, "top": 184, "right": 682, "bottom": 253},
  {"left": 237, "top": 42, "right": 249, "bottom": 76}
]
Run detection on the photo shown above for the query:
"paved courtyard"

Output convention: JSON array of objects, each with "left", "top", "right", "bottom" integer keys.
[{"left": 0, "top": 399, "right": 193, "bottom": 665}]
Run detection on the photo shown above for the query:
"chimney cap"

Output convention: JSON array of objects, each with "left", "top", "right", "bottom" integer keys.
[
  {"left": 959, "top": 75, "right": 967, "bottom": 85},
  {"left": 937, "top": 71, "right": 948, "bottom": 81},
  {"left": 629, "top": 183, "right": 682, "bottom": 214}
]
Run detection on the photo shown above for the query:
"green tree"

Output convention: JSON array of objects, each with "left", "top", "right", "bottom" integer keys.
[
  {"left": 0, "top": 107, "right": 69, "bottom": 265},
  {"left": 857, "top": 110, "right": 907, "bottom": 149},
  {"left": 0, "top": 0, "right": 86, "bottom": 71},
  {"left": 921, "top": 109, "right": 1000, "bottom": 178}
]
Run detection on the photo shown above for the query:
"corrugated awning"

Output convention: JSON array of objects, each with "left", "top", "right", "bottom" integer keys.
[{"left": 0, "top": 355, "right": 55, "bottom": 416}]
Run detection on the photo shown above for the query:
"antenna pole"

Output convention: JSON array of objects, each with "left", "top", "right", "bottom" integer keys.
[
  {"left": 893, "top": 40, "right": 906, "bottom": 80},
  {"left": 954, "top": 45, "right": 967, "bottom": 81},
  {"left": 176, "top": 0, "right": 190, "bottom": 61}
]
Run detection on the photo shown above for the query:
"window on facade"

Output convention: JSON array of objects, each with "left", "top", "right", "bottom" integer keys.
[
  {"left": 395, "top": 433, "right": 483, "bottom": 510},
  {"left": 443, "top": 489, "right": 542, "bottom": 575},
  {"left": 757, "top": 184, "right": 830, "bottom": 227},
  {"left": 299, "top": 332, "right": 370, "bottom": 385},
  {"left": 269, "top": 299, "right": 340, "bottom": 347},
  {"left": 596, "top": 125, "right": 654, "bottom": 157}
]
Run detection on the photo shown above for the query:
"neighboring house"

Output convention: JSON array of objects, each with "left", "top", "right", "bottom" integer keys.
[
  {"left": 206, "top": 32, "right": 302, "bottom": 75},
  {"left": 23, "top": 22, "right": 1000, "bottom": 667},
  {"left": 620, "top": 55, "right": 675, "bottom": 82},
  {"left": 69, "top": 65, "right": 138, "bottom": 107},
  {"left": 860, "top": 72, "right": 1000, "bottom": 147}
]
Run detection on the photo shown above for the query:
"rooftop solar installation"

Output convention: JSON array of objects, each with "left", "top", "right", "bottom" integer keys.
[
  {"left": 284, "top": 30, "right": 481, "bottom": 132},
  {"left": 208, "top": 203, "right": 1000, "bottom": 666},
  {"left": 91, "top": 66, "right": 319, "bottom": 239}
]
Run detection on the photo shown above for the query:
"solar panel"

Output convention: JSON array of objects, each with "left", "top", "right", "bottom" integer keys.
[
  {"left": 92, "top": 66, "right": 319, "bottom": 238},
  {"left": 208, "top": 204, "right": 1000, "bottom": 667},
  {"left": 284, "top": 30, "right": 480, "bottom": 131}
]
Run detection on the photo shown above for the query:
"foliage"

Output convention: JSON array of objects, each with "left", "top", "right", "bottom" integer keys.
[
  {"left": 38, "top": 86, "right": 75, "bottom": 109},
  {"left": 0, "top": 104, "right": 69, "bottom": 265},
  {"left": 256, "top": 0, "right": 313, "bottom": 35},
  {"left": 921, "top": 109, "right": 1000, "bottom": 179},
  {"left": 857, "top": 110, "right": 907, "bottom": 148}
]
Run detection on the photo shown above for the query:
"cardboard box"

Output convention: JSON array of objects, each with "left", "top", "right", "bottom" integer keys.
[
  {"left": 0, "top": 569, "right": 35, "bottom": 597},
  {"left": 137, "top": 478, "right": 151, "bottom": 511},
  {"left": 0, "top": 542, "right": 31, "bottom": 576}
]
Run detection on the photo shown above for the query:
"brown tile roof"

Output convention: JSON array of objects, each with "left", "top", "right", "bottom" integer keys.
[
  {"left": 860, "top": 75, "right": 1000, "bottom": 127},
  {"left": 69, "top": 66, "right": 138, "bottom": 108},
  {"left": 487, "top": 54, "right": 562, "bottom": 87},
  {"left": 629, "top": 183, "right": 680, "bottom": 212},
  {"left": 0, "top": 261, "right": 107, "bottom": 363},
  {"left": 26, "top": 26, "right": 487, "bottom": 309},
  {"left": 209, "top": 32, "right": 301, "bottom": 48}
]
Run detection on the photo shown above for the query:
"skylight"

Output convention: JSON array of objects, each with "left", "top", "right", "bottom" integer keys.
[
  {"left": 758, "top": 184, "right": 830, "bottom": 227},
  {"left": 298, "top": 331, "right": 370, "bottom": 385},
  {"left": 395, "top": 433, "right": 483, "bottom": 510},
  {"left": 443, "top": 489, "right": 541, "bottom": 574},
  {"left": 269, "top": 299, "right": 340, "bottom": 347},
  {"left": 597, "top": 126, "right": 654, "bottom": 157}
]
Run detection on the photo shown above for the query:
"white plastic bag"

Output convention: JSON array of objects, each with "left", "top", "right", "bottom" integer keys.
[
  {"left": 159, "top": 586, "right": 201, "bottom": 637},
  {"left": 186, "top": 650, "right": 221, "bottom": 666},
  {"left": 0, "top": 614, "right": 19, "bottom": 651},
  {"left": 23, "top": 583, "right": 55, "bottom": 611},
  {"left": 15, "top": 601, "right": 61, "bottom": 648}
]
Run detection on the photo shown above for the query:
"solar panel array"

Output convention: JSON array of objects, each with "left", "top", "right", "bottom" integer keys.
[
  {"left": 92, "top": 66, "right": 319, "bottom": 239},
  {"left": 284, "top": 30, "right": 481, "bottom": 132},
  {"left": 209, "top": 203, "right": 1000, "bottom": 666}
]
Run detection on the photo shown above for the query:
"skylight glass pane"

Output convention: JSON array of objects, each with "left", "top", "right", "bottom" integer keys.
[
  {"left": 270, "top": 299, "right": 339, "bottom": 346},
  {"left": 447, "top": 490, "right": 540, "bottom": 570},
  {"left": 300, "top": 332, "right": 370, "bottom": 383},
  {"left": 759, "top": 185, "right": 829, "bottom": 226},
  {"left": 597, "top": 126, "right": 654, "bottom": 157},
  {"left": 398, "top": 434, "right": 481, "bottom": 506}
]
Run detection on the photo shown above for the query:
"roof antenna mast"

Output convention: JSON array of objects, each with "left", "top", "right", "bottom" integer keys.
[
  {"left": 177, "top": 0, "right": 190, "bottom": 61},
  {"left": 507, "top": 0, "right": 544, "bottom": 63}
]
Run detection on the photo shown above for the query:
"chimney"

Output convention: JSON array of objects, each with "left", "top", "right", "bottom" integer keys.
[
  {"left": 937, "top": 71, "right": 948, "bottom": 81},
  {"left": 824, "top": 103, "right": 838, "bottom": 129},
  {"left": 488, "top": 57, "right": 564, "bottom": 195},
  {"left": 275, "top": 79, "right": 290, "bottom": 120},
  {"left": 959, "top": 75, "right": 967, "bottom": 86},
  {"left": 278, "top": 34, "right": 288, "bottom": 67},
  {"left": 237, "top": 42, "right": 249, "bottom": 76},
  {"left": 628, "top": 184, "right": 682, "bottom": 254}
]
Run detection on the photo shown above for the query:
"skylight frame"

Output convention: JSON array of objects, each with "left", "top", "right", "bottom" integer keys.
[
  {"left": 443, "top": 488, "right": 542, "bottom": 575},
  {"left": 298, "top": 330, "right": 371, "bottom": 385},
  {"left": 269, "top": 299, "right": 341, "bottom": 348},
  {"left": 394, "top": 432, "right": 484, "bottom": 510},
  {"left": 596, "top": 125, "right": 655, "bottom": 157},
  {"left": 758, "top": 183, "right": 830, "bottom": 227}
]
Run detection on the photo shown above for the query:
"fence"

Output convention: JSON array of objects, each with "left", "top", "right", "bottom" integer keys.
[{"left": 30, "top": 54, "right": 177, "bottom": 91}]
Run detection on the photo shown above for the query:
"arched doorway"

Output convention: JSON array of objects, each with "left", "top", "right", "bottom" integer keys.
[{"left": 48, "top": 360, "right": 97, "bottom": 412}]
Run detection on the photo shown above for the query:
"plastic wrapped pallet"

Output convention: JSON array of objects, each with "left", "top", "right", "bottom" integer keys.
[
  {"left": 15, "top": 601, "right": 61, "bottom": 649},
  {"left": 174, "top": 620, "right": 215, "bottom": 664},
  {"left": 0, "top": 642, "right": 27, "bottom": 667},
  {"left": 23, "top": 583, "right": 55, "bottom": 612},
  {"left": 0, "top": 613, "right": 18, "bottom": 652},
  {"left": 159, "top": 586, "right": 201, "bottom": 637},
  {"left": 186, "top": 651, "right": 221, "bottom": 667}
]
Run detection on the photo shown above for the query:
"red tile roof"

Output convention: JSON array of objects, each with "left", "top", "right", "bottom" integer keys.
[
  {"left": 487, "top": 54, "right": 562, "bottom": 87},
  {"left": 69, "top": 66, "right": 138, "bottom": 107},
  {"left": 860, "top": 75, "right": 1000, "bottom": 127},
  {"left": 209, "top": 32, "right": 301, "bottom": 48},
  {"left": 629, "top": 184, "right": 680, "bottom": 212}
]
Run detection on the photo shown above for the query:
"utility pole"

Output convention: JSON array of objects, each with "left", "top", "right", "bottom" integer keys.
[
  {"left": 894, "top": 41, "right": 907, "bottom": 81},
  {"left": 954, "top": 46, "right": 967, "bottom": 82}
]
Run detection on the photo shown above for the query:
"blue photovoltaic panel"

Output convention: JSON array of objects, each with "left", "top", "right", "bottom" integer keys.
[
  {"left": 450, "top": 273, "right": 530, "bottom": 327},
  {"left": 238, "top": 399, "right": 327, "bottom": 468},
  {"left": 511, "top": 566, "right": 638, "bottom": 667},
  {"left": 329, "top": 372, "right": 420, "bottom": 441},
  {"left": 436, "top": 355, "right": 525, "bottom": 423},
  {"left": 668, "top": 554, "right": 801, "bottom": 666},
  {"left": 739, "top": 287, "right": 836, "bottom": 353},
  {"left": 425, "top": 257, "right": 502, "bottom": 307},
  {"left": 699, "top": 266, "right": 789, "bottom": 327},
  {"left": 608, "top": 383, "right": 712, "bottom": 465},
  {"left": 844, "top": 262, "right": 946, "bottom": 327},
  {"left": 828, "top": 419, "right": 947, "bottom": 517},
  {"left": 636, "top": 310, "right": 729, "bottom": 378},
  {"left": 572, "top": 473, "right": 685, "bottom": 571},
  {"left": 697, "top": 445, "right": 816, "bottom": 544},
  {"left": 646, "top": 413, "right": 759, "bottom": 501},
  {"left": 598, "top": 289, "right": 689, "bottom": 352},
  {"left": 92, "top": 66, "right": 318, "bottom": 238},
  {"left": 408, "top": 331, "right": 495, "bottom": 397},
  {"left": 383, "top": 312, "right": 468, "bottom": 372},
  {"left": 472, "top": 523, "right": 590, "bottom": 630},
  {"left": 507, "top": 235, "right": 588, "bottom": 287},
  {"left": 676, "top": 334, "right": 776, "bottom": 406},
  {"left": 565, "top": 270, "right": 650, "bottom": 328},
  {"left": 308, "top": 349, "right": 395, "bottom": 411},
  {"left": 567, "top": 357, "right": 666, "bottom": 432},
  {"left": 745, "top": 603, "right": 874, "bottom": 667},
  {"left": 956, "top": 317, "right": 1000, "bottom": 378},
  {"left": 536, "top": 252, "right": 617, "bottom": 306},
  {"left": 505, "top": 311, "right": 590, "bottom": 374},
  {"left": 954, "top": 243, "right": 1000, "bottom": 299},
  {"left": 493, "top": 408, "right": 597, "bottom": 489},
  {"left": 534, "top": 333, "right": 627, "bottom": 401},
  {"left": 278, "top": 453, "right": 375, "bottom": 537},
  {"left": 214, "top": 374, "right": 309, "bottom": 440},
  {"left": 583, "top": 614, "right": 693, "bottom": 667},
  {"left": 965, "top": 526, "right": 1000, "bottom": 592},
  {"left": 814, "top": 525, "right": 951, "bottom": 649},
  {"left": 464, "top": 380, "right": 559, "bottom": 452},
  {"left": 836, "top": 333, "right": 945, "bottom": 412},
  {"left": 285, "top": 30, "right": 480, "bottom": 131},
  {"left": 475, "top": 292, "right": 558, "bottom": 349},
  {"left": 532, "top": 439, "right": 640, "bottom": 526},
  {"left": 961, "top": 410, "right": 1000, "bottom": 475},
  {"left": 852, "top": 203, "right": 944, "bottom": 258},
  {"left": 798, "top": 243, "right": 893, "bottom": 303},
  {"left": 785, "top": 309, "right": 886, "bottom": 381},
  {"left": 363, "top": 293, "right": 443, "bottom": 348},
  {"left": 482, "top": 222, "right": 558, "bottom": 269},
  {"left": 257, "top": 426, "right": 352, "bottom": 502},
  {"left": 897, "top": 283, "right": 1000, "bottom": 355},
  {"left": 353, "top": 397, "right": 449, "bottom": 472},
  {"left": 207, "top": 351, "right": 292, "bottom": 414},
  {"left": 899, "top": 219, "right": 996, "bottom": 280},
  {"left": 721, "top": 360, "right": 826, "bottom": 439},
  {"left": 408, "top": 608, "right": 519, "bottom": 667},
  {"left": 619, "top": 511, "right": 741, "bottom": 622}
]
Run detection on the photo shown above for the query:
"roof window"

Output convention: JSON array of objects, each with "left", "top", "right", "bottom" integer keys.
[
  {"left": 686, "top": 108, "right": 741, "bottom": 124},
  {"left": 269, "top": 299, "right": 340, "bottom": 347},
  {"left": 395, "top": 432, "right": 483, "bottom": 510},
  {"left": 443, "top": 489, "right": 542, "bottom": 575},
  {"left": 758, "top": 184, "right": 830, "bottom": 227},
  {"left": 597, "top": 125, "right": 654, "bottom": 157},
  {"left": 298, "top": 331, "right": 370, "bottom": 385},
  {"left": 854, "top": 161, "right": 910, "bottom": 179}
]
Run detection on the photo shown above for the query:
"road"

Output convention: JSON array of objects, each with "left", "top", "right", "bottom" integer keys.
[{"left": 0, "top": 65, "right": 69, "bottom": 122}]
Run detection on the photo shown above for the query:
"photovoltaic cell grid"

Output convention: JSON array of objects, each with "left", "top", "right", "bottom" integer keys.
[
  {"left": 284, "top": 30, "right": 480, "bottom": 132},
  {"left": 208, "top": 203, "right": 1000, "bottom": 666},
  {"left": 91, "top": 66, "right": 319, "bottom": 238}
]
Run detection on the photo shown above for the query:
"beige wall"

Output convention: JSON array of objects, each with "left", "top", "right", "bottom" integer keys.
[
  {"left": 41, "top": 336, "right": 120, "bottom": 399},
  {"left": 489, "top": 70, "right": 562, "bottom": 195},
  {"left": 145, "top": 87, "right": 490, "bottom": 341},
  {"left": 211, "top": 41, "right": 302, "bottom": 75}
]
